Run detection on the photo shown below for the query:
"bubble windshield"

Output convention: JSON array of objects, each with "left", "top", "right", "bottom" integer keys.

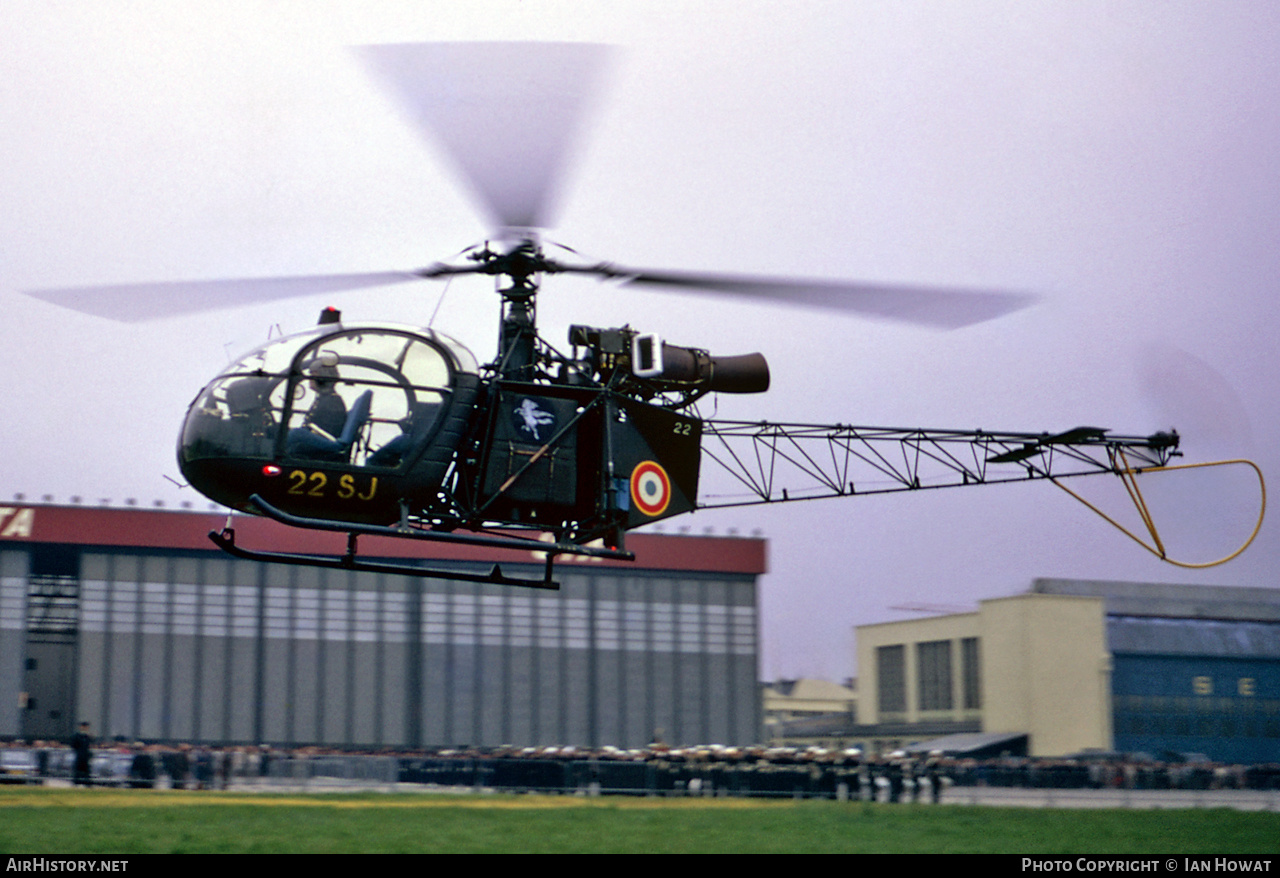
[{"left": 181, "top": 324, "right": 475, "bottom": 469}]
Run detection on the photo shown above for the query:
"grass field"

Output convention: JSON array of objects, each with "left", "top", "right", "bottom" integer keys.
[{"left": 1, "top": 788, "right": 1278, "bottom": 854}]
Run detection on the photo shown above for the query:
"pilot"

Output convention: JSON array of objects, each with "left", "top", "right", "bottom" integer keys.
[{"left": 304, "top": 364, "right": 347, "bottom": 438}]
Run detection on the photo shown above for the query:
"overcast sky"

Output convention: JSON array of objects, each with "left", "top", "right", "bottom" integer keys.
[{"left": 4, "top": 1, "right": 1277, "bottom": 681}]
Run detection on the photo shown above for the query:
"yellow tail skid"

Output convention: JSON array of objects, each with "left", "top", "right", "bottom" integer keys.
[{"left": 1050, "top": 452, "right": 1266, "bottom": 569}]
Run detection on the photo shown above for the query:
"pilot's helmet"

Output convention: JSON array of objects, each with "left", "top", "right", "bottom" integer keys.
[{"left": 307, "top": 362, "right": 340, "bottom": 391}]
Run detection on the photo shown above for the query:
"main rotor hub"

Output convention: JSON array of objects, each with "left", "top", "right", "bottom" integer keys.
[{"left": 469, "top": 238, "right": 549, "bottom": 282}]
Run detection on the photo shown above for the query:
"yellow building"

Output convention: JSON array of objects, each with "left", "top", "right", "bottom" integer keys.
[
  {"left": 857, "top": 590, "right": 1110, "bottom": 757},
  {"left": 762, "top": 678, "right": 857, "bottom": 746}
]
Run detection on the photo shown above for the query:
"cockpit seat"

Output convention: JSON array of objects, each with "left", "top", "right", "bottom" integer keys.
[
  {"left": 286, "top": 389, "right": 373, "bottom": 462},
  {"left": 224, "top": 376, "right": 275, "bottom": 416},
  {"left": 367, "top": 400, "right": 443, "bottom": 468}
]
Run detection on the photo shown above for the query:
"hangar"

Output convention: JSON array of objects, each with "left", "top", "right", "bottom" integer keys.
[{"left": 0, "top": 502, "right": 763, "bottom": 750}]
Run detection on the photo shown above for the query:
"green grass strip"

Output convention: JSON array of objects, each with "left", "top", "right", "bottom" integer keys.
[{"left": 0, "top": 788, "right": 1277, "bottom": 854}]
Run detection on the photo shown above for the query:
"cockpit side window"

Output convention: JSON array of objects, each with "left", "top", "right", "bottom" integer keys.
[
  {"left": 179, "top": 331, "right": 318, "bottom": 463},
  {"left": 280, "top": 331, "right": 455, "bottom": 468},
  {"left": 180, "top": 374, "right": 282, "bottom": 460}
]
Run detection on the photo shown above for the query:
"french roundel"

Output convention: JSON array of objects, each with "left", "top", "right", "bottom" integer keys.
[{"left": 630, "top": 461, "right": 671, "bottom": 517}]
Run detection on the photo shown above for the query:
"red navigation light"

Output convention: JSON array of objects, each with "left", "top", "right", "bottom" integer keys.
[{"left": 262, "top": 465, "right": 282, "bottom": 477}]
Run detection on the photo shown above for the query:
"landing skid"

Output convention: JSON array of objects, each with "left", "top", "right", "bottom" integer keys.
[{"left": 206, "top": 493, "right": 635, "bottom": 589}]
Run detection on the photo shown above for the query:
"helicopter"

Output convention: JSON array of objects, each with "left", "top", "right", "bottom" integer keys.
[{"left": 26, "top": 42, "right": 1256, "bottom": 589}]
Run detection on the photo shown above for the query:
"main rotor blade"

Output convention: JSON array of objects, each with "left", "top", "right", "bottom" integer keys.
[
  {"left": 356, "top": 42, "right": 613, "bottom": 231},
  {"left": 25, "top": 271, "right": 430, "bottom": 322},
  {"left": 603, "top": 268, "right": 1036, "bottom": 329}
]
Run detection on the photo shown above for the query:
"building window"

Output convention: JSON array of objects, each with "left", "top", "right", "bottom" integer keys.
[
  {"left": 917, "top": 640, "right": 953, "bottom": 711},
  {"left": 961, "top": 636, "right": 981, "bottom": 710},
  {"left": 877, "top": 645, "right": 905, "bottom": 714},
  {"left": 26, "top": 544, "right": 80, "bottom": 639}
]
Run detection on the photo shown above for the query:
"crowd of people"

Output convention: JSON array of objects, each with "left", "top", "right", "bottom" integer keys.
[{"left": 3, "top": 735, "right": 1278, "bottom": 798}]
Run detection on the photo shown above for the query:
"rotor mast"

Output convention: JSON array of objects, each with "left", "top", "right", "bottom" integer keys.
[{"left": 469, "top": 236, "right": 547, "bottom": 379}]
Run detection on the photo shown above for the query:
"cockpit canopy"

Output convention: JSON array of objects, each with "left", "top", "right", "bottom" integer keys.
[{"left": 178, "top": 322, "right": 479, "bottom": 518}]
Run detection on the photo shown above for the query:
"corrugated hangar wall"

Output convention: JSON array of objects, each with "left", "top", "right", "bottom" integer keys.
[
  {"left": 1108, "top": 616, "right": 1280, "bottom": 764},
  {"left": 1, "top": 519, "right": 761, "bottom": 749},
  {"left": 0, "top": 549, "right": 25, "bottom": 739}
]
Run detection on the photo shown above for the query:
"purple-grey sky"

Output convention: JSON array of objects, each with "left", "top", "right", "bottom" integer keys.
[{"left": 3, "top": 2, "right": 1277, "bottom": 682}]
